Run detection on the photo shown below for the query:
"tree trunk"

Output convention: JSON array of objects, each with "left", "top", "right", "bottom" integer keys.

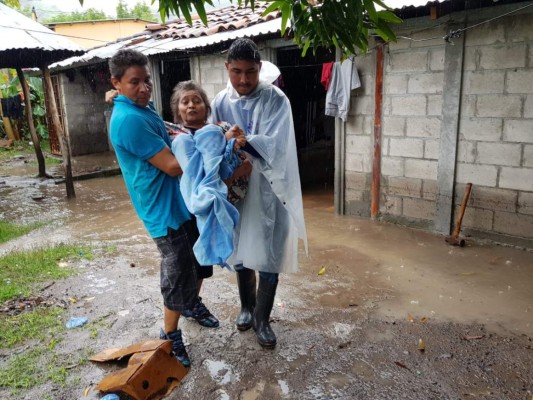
[
  {"left": 16, "top": 68, "right": 46, "bottom": 177},
  {"left": 42, "top": 67, "right": 75, "bottom": 198}
]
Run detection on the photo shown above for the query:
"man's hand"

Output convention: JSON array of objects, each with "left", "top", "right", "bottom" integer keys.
[
  {"left": 105, "top": 89, "right": 119, "bottom": 103},
  {"left": 234, "top": 135, "right": 246, "bottom": 152}
]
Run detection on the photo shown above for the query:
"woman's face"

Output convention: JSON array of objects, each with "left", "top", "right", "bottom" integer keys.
[{"left": 177, "top": 90, "right": 208, "bottom": 128}]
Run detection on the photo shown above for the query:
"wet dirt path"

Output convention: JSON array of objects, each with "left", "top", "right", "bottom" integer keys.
[{"left": 0, "top": 174, "right": 532, "bottom": 400}]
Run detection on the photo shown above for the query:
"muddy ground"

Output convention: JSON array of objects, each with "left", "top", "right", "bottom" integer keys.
[{"left": 0, "top": 157, "right": 532, "bottom": 400}]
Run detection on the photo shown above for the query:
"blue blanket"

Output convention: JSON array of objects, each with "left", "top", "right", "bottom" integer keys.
[{"left": 172, "top": 124, "right": 239, "bottom": 267}]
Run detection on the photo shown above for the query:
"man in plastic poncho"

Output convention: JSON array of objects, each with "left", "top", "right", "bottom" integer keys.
[{"left": 211, "top": 38, "right": 308, "bottom": 349}]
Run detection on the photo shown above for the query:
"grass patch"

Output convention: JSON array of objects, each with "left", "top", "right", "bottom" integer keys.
[
  {"left": 0, "top": 220, "right": 45, "bottom": 244},
  {"left": 0, "top": 347, "right": 79, "bottom": 390},
  {"left": 0, "top": 141, "right": 34, "bottom": 163},
  {"left": 0, "top": 140, "right": 54, "bottom": 164},
  {"left": 0, "top": 244, "right": 92, "bottom": 302},
  {"left": 0, "top": 307, "right": 65, "bottom": 348}
]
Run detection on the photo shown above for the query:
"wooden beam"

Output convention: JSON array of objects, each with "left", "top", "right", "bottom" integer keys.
[
  {"left": 16, "top": 68, "right": 46, "bottom": 177},
  {"left": 371, "top": 45, "right": 384, "bottom": 220},
  {"left": 42, "top": 67, "right": 76, "bottom": 198}
]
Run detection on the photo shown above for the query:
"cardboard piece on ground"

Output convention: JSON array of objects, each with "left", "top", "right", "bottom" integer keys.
[
  {"left": 89, "top": 339, "right": 173, "bottom": 362},
  {"left": 92, "top": 340, "right": 188, "bottom": 400}
]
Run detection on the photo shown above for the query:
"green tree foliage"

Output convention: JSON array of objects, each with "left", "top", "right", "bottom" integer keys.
[
  {"left": 77, "top": 0, "right": 401, "bottom": 56},
  {"left": 44, "top": 8, "right": 108, "bottom": 23},
  {"left": 0, "top": 0, "right": 20, "bottom": 8},
  {"left": 116, "top": 0, "right": 156, "bottom": 20}
]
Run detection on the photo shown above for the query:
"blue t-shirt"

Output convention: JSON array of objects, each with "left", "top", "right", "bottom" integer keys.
[{"left": 109, "top": 95, "right": 190, "bottom": 238}]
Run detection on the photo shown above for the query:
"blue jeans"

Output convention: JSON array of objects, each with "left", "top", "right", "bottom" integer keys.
[{"left": 234, "top": 264, "right": 279, "bottom": 284}]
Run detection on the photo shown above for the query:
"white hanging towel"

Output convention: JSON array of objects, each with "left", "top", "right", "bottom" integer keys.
[{"left": 325, "top": 58, "right": 361, "bottom": 121}]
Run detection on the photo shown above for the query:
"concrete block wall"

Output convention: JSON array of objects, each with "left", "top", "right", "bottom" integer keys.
[
  {"left": 60, "top": 72, "right": 109, "bottom": 156},
  {"left": 378, "top": 25, "right": 446, "bottom": 228},
  {"left": 456, "top": 11, "right": 533, "bottom": 244},
  {"left": 191, "top": 54, "right": 227, "bottom": 101},
  {"left": 344, "top": 52, "right": 375, "bottom": 216},
  {"left": 343, "top": 6, "right": 532, "bottom": 247}
]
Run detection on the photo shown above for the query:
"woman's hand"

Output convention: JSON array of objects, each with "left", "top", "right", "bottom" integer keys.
[
  {"left": 225, "top": 124, "right": 244, "bottom": 141},
  {"left": 232, "top": 159, "right": 252, "bottom": 180}
]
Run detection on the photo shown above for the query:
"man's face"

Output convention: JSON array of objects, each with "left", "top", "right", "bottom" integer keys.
[
  {"left": 111, "top": 65, "right": 152, "bottom": 107},
  {"left": 225, "top": 59, "right": 261, "bottom": 96}
]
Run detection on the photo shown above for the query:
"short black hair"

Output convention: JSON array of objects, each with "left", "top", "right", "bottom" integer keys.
[
  {"left": 170, "top": 80, "right": 211, "bottom": 124},
  {"left": 227, "top": 38, "right": 261, "bottom": 63},
  {"left": 109, "top": 49, "right": 148, "bottom": 81}
]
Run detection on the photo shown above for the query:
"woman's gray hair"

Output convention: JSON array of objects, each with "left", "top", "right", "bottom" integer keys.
[{"left": 170, "top": 80, "right": 211, "bottom": 124}]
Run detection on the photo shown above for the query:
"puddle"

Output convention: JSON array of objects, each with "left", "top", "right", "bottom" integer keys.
[{"left": 204, "top": 359, "right": 238, "bottom": 385}]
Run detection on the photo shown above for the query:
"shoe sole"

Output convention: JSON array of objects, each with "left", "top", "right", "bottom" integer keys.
[
  {"left": 237, "top": 324, "right": 252, "bottom": 331},
  {"left": 258, "top": 340, "right": 276, "bottom": 349}
]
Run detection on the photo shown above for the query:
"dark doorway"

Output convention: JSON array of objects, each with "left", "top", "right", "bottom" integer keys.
[
  {"left": 277, "top": 47, "right": 335, "bottom": 192},
  {"left": 159, "top": 57, "right": 191, "bottom": 122}
]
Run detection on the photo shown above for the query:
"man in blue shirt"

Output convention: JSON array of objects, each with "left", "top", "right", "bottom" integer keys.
[{"left": 108, "top": 49, "right": 217, "bottom": 367}]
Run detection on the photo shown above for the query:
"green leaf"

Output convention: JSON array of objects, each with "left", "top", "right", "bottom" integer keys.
[
  {"left": 179, "top": 1, "right": 193, "bottom": 24},
  {"left": 262, "top": 0, "right": 283, "bottom": 16},
  {"left": 363, "top": 0, "right": 378, "bottom": 21},
  {"left": 377, "top": 10, "right": 402, "bottom": 23},
  {"left": 193, "top": 0, "right": 209, "bottom": 25}
]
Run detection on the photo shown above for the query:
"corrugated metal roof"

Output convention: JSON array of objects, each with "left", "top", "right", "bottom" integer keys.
[{"left": 0, "top": 3, "right": 84, "bottom": 69}]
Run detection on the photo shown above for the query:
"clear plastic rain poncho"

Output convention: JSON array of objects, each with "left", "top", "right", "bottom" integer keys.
[{"left": 211, "top": 81, "right": 308, "bottom": 274}]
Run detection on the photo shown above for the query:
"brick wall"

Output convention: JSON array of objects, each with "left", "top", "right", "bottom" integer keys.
[
  {"left": 345, "top": 6, "right": 533, "bottom": 247},
  {"left": 456, "top": 11, "right": 533, "bottom": 244},
  {"left": 378, "top": 24, "right": 446, "bottom": 228}
]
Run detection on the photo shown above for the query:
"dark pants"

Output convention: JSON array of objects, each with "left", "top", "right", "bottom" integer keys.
[{"left": 154, "top": 220, "right": 213, "bottom": 311}]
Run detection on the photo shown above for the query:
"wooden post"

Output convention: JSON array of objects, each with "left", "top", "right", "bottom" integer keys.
[
  {"left": 16, "top": 67, "right": 46, "bottom": 177},
  {"left": 42, "top": 66, "right": 75, "bottom": 198},
  {"left": 370, "top": 45, "right": 384, "bottom": 219}
]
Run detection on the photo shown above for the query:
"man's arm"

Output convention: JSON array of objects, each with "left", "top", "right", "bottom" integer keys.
[{"left": 148, "top": 146, "right": 183, "bottom": 177}]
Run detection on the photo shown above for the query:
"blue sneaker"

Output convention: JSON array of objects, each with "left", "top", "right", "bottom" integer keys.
[
  {"left": 182, "top": 297, "right": 219, "bottom": 328},
  {"left": 160, "top": 328, "right": 190, "bottom": 368}
]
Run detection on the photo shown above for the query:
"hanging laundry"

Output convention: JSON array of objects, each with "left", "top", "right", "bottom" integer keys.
[
  {"left": 325, "top": 58, "right": 361, "bottom": 121},
  {"left": 0, "top": 94, "right": 23, "bottom": 119},
  {"left": 320, "top": 61, "right": 334, "bottom": 91}
]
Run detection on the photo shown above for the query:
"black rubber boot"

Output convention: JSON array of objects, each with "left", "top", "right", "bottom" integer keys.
[
  {"left": 236, "top": 268, "right": 256, "bottom": 331},
  {"left": 253, "top": 278, "right": 278, "bottom": 349}
]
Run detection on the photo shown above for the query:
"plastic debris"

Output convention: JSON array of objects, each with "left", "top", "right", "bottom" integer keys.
[
  {"left": 317, "top": 266, "right": 326, "bottom": 275},
  {"left": 66, "top": 317, "right": 88, "bottom": 329},
  {"left": 101, "top": 394, "right": 120, "bottom": 400}
]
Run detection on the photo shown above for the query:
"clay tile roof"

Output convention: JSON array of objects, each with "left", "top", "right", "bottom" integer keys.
[{"left": 156, "top": 3, "right": 280, "bottom": 39}]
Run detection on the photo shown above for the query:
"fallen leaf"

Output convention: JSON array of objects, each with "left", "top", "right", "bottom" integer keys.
[
  {"left": 420, "top": 317, "right": 428, "bottom": 324},
  {"left": 68, "top": 297, "right": 77, "bottom": 303},
  {"left": 417, "top": 338, "right": 426, "bottom": 352},
  {"left": 83, "top": 386, "right": 91, "bottom": 396},
  {"left": 407, "top": 313, "right": 415, "bottom": 322},
  {"left": 317, "top": 267, "right": 326, "bottom": 275}
]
